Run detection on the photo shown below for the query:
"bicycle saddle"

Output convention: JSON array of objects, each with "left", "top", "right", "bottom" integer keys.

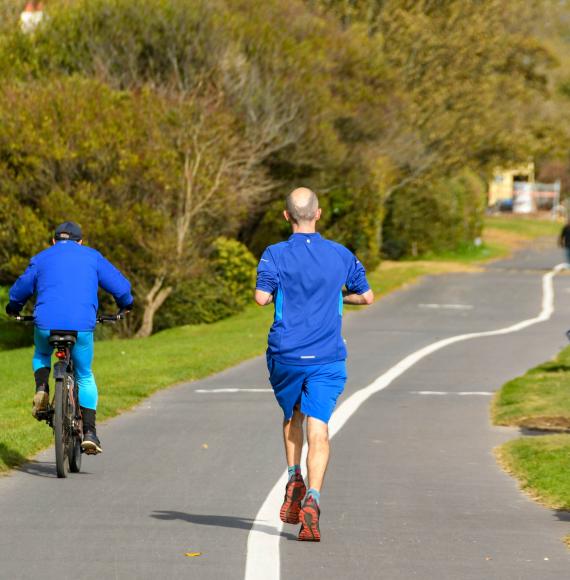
[{"left": 48, "top": 330, "right": 78, "bottom": 346}]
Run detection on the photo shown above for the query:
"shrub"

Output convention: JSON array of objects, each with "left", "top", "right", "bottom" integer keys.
[
  {"left": 382, "top": 170, "right": 486, "bottom": 259},
  {"left": 0, "top": 286, "right": 34, "bottom": 350},
  {"left": 154, "top": 238, "right": 257, "bottom": 331}
]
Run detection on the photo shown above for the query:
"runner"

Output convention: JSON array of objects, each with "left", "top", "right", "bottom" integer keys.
[{"left": 254, "top": 187, "right": 374, "bottom": 541}]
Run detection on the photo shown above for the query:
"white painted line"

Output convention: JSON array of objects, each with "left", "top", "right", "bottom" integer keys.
[
  {"left": 419, "top": 303, "right": 474, "bottom": 310},
  {"left": 412, "top": 391, "right": 493, "bottom": 396},
  {"left": 195, "top": 388, "right": 272, "bottom": 393},
  {"left": 244, "top": 263, "right": 565, "bottom": 580}
]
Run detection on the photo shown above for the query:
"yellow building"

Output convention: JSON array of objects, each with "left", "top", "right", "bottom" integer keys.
[{"left": 488, "top": 163, "right": 535, "bottom": 206}]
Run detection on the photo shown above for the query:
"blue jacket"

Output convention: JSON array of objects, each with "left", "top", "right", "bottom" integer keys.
[
  {"left": 9, "top": 241, "right": 133, "bottom": 331},
  {"left": 256, "top": 233, "right": 370, "bottom": 365}
]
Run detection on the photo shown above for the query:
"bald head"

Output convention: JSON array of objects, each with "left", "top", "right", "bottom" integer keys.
[{"left": 285, "top": 187, "right": 319, "bottom": 224}]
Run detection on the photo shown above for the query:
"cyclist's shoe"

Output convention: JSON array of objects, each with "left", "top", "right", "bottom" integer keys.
[
  {"left": 298, "top": 495, "right": 321, "bottom": 541},
  {"left": 81, "top": 430, "right": 102, "bottom": 455},
  {"left": 280, "top": 473, "right": 307, "bottom": 524},
  {"left": 32, "top": 388, "right": 49, "bottom": 420}
]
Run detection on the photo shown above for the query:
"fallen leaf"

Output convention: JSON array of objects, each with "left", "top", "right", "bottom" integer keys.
[
  {"left": 202, "top": 443, "right": 208, "bottom": 449},
  {"left": 185, "top": 552, "right": 202, "bottom": 558}
]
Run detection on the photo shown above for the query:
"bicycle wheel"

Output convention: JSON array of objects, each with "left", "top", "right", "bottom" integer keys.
[
  {"left": 54, "top": 377, "right": 70, "bottom": 478},
  {"left": 69, "top": 378, "right": 82, "bottom": 473},
  {"left": 68, "top": 437, "right": 82, "bottom": 473}
]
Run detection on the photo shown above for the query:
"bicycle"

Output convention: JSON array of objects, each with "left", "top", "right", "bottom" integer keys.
[{"left": 14, "top": 313, "right": 125, "bottom": 478}]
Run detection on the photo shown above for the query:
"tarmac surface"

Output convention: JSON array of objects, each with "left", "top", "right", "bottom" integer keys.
[{"left": 1, "top": 241, "right": 570, "bottom": 579}]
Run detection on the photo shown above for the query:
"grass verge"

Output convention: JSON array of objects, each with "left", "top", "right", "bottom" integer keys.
[
  {"left": 484, "top": 215, "right": 562, "bottom": 239},
  {"left": 0, "top": 215, "right": 555, "bottom": 473},
  {"left": 492, "top": 347, "right": 570, "bottom": 431},
  {"left": 496, "top": 435, "right": 570, "bottom": 510},
  {"left": 493, "top": 344, "right": 570, "bottom": 531}
]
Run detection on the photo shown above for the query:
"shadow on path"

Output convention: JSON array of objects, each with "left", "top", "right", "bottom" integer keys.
[
  {"left": 554, "top": 510, "right": 570, "bottom": 523},
  {"left": 16, "top": 460, "right": 58, "bottom": 478},
  {"left": 150, "top": 510, "right": 297, "bottom": 540},
  {"left": 0, "top": 443, "right": 29, "bottom": 471},
  {"left": 0, "top": 444, "right": 58, "bottom": 478},
  {"left": 0, "top": 443, "right": 92, "bottom": 479}
]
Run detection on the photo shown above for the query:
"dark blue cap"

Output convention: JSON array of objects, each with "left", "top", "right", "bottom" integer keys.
[{"left": 54, "top": 221, "right": 82, "bottom": 241}]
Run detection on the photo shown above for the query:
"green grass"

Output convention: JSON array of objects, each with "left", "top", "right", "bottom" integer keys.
[
  {"left": 484, "top": 215, "right": 562, "bottom": 239},
  {"left": 493, "top": 344, "right": 570, "bottom": 519},
  {"left": 492, "top": 347, "right": 570, "bottom": 431},
  {"left": 416, "top": 242, "right": 506, "bottom": 264},
  {"left": 498, "top": 435, "right": 570, "bottom": 510}
]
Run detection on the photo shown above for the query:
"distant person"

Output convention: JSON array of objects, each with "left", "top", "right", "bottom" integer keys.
[
  {"left": 559, "top": 219, "right": 570, "bottom": 265},
  {"left": 20, "top": 2, "right": 44, "bottom": 34},
  {"left": 5, "top": 222, "right": 133, "bottom": 454},
  {"left": 254, "top": 187, "right": 374, "bottom": 541}
]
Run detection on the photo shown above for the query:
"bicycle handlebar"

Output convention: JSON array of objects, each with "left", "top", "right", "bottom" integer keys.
[
  {"left": 96, "top": 313, "right": 126, "bottom": 324},
  {"left": 11, "top": 313, "right": 125, "bottom": 324}
]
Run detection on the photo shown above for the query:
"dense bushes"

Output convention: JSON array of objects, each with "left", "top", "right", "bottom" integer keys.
[
  {"left": 0, "top": 0, "right": 562, "bottom": 336},
  {"left": 0, "top": 287, "right": 33, "bottom": 349},
  {"left": 155, "top": 238, "right": 257, "bottom": 330},
  {"left": 382, "top": 171, "right": 486, "bottom": 259}
]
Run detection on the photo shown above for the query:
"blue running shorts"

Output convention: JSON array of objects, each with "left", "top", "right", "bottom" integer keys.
[{"left": 267, "top": 356, "right": 347, "bottom": 424}]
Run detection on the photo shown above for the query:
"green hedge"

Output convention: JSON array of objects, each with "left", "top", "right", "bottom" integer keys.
[{"left": 155, "top": 237, "right": 257, "bottom": 329}]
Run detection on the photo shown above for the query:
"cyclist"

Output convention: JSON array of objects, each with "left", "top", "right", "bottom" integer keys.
[
  {"left": 255, "top": 187, "right": 373, "bottom": 541},
  {"left": 5, "top": 222, "right": 133, "bottom": 454}
]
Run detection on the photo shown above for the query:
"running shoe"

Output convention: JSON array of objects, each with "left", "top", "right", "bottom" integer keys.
[
  {"left": 280, "top": 473, "right": 307, "bottom": 524},
  {"left": 298, "top": 495, "right": 321, "bottom": 541}
]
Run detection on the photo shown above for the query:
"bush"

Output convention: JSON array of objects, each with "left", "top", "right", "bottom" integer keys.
[
  {"left": 0, "top": 286, "right": 34, "bottom": 350},
  {"left": 154, "top": 237, "right": 257, "bottom": 331},
  {"left": 382, "top": 170, "right": 486, "bottom": 259}
]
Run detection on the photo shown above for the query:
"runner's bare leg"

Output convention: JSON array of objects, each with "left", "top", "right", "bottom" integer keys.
[
  {"left": 306, "top": 417, "right": 329, "bottom": 491},
  {"left": 283, "top": 407, "right": 305, "bottom": 467}
]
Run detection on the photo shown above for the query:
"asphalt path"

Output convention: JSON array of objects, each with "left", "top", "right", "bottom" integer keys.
[{"left": 1, "top": 242, "right": 570, "bottom": 579}]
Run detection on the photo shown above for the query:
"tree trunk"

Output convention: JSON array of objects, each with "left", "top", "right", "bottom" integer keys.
[{"left": 135, "top": 277, "right": 173, "bottom": 338}]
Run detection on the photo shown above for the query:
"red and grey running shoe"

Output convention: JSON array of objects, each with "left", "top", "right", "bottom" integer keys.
[
  {"left": 280, "top": 473, "right": 307, "bottom": 524},
  {"left": 298, "top": 495, "right": 321, "bottom": 541}
]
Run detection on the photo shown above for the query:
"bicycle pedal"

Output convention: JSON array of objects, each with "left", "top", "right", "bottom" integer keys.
[{"left": 33, "top": 410, "right": 48, "bottom": 422}]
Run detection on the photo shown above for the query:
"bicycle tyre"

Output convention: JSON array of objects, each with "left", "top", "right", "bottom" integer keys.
[
  {"left": 69, "top": 437, "right": 82, "bottom": 473},
  {"left": 54, "top": 378, "right": 69, "bottom": 478},
  {"left": 69, "top": 378, "right": 82, "bottom": 473}
]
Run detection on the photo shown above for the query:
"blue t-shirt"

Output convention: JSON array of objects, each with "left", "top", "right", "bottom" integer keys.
[
  {"left": 256, "top": 232, "right": 370, "bottom": 365},
  {"left": 9, "top": 241, "right": 133, "bottom": 331}
]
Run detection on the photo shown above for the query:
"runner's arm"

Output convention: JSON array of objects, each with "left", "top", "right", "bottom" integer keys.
[
  {"left": 344, "top": 252, "right": 373, "bottom": 305},
  {"left": 255, "top": 248, "right": 278, "bottom": 306},
  {"left": 343, "top": 289, "right": 374, "bottom": 305},
  {"left": 254, "top": 290, "right": 274, "bottom": 306}
]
